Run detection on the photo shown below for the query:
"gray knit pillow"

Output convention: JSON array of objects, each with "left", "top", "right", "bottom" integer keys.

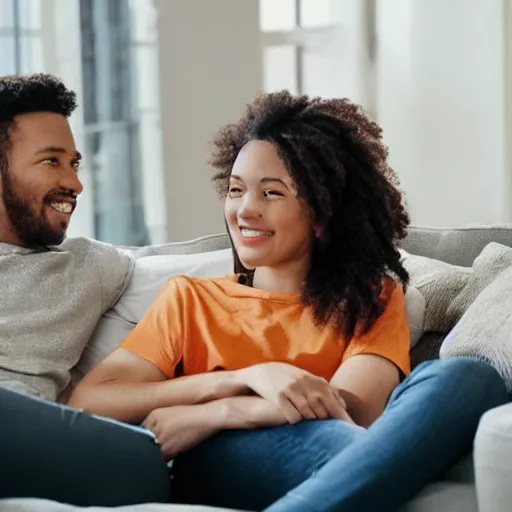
[{"left": 440, "top": 264, "right": 512, "bottom": 393}]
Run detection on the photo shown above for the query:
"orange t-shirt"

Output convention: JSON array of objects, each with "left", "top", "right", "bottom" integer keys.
[{"left": 120, "top": 275, "right": 411, "bottom": 380}]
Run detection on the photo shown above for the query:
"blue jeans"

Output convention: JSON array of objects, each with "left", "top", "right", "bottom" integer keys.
[{"left": 171, "top": 358, "right": 508, "bottom": 512}]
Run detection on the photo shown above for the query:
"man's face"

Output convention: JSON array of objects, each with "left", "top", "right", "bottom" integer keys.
[{"left": 0, "top": 112, "right": 83, "bottom": 247}]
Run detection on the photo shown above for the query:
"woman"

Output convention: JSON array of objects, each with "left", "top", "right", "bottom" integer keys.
[{"left": 70, "top": 92, "right": 507, "bottom": 512}]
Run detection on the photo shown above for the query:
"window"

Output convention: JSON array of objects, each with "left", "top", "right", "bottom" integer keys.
[
  {"left": 80, "top": 0, "right": 148, "bottom": 246},
  {"left": 0, "top": 0, "right": 166, "bottom": 246},
  {"left": 0, "top": 0, "right": 43, "bottom": 75},
  {"left": 259, "top": 0, "right": 377, "bottom": 117},
  {"left": 260, "top": 0, "right": 340, "bottom": 98}
]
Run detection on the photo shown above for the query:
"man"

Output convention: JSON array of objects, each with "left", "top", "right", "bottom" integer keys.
[{"left": 0, "top": 74, "right": 170, "bottom": 505}]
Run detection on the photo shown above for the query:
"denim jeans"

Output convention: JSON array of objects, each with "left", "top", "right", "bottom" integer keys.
[
  {"left": 0, "top": 387, "right": 170, "bottom": 506},
  {"left": 172, "top": 358, "right": 508, "bottom": 512}
]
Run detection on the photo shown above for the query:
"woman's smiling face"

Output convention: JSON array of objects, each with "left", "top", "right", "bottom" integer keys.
[{"left": 224, "top": 139, "right": 314, "bottom": 272}]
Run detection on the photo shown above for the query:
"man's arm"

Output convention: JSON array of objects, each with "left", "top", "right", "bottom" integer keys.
[{"left": 68, "top": 348, "right": 249, "bottom": 424}]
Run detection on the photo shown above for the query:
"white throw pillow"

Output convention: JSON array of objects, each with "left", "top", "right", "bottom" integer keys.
[{"left": 404, "top": 286, "right": 426, "bottom": 348}]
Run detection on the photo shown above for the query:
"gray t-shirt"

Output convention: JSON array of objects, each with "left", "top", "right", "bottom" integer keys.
[{"left": 0, "top": 237, "right": 134, "bottom": 401}]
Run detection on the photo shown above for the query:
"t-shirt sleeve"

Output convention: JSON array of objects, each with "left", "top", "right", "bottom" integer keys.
[
  {"left": 119, "top": 278, "right": 184, "bottom": 378},
  {"left": 92, "top": 243, "right": 135, "bottom": 312},
  {"left": 342, "top": 281, "right": 411, "bottom": 377}
]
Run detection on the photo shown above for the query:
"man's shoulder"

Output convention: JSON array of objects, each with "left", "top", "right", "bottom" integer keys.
[
  {"left": 58, "top": 236, "right": 121, "bottom": 253},
  {"left": 57, "top": 236, "right": 132, "bottom": 263},
  {"left": 58, "top": 237, "right": 135, "bottom": 310}
]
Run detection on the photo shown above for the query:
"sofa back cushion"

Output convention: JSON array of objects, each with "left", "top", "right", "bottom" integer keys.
[{"left": 401, "top": 226, "right": 512, "bottom": 266}]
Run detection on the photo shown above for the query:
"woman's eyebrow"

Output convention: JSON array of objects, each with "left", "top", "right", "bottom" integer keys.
[{"left": 260, "top": 177, "right": 288, "bottom": 188}]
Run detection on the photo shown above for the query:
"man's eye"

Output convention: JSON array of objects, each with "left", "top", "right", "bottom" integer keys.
[
  {"left": 42, "top": 158, "right": 59, "bottom": 166},
  {"left": 72, "top": 161, "right": 82, "bottom": 172}
]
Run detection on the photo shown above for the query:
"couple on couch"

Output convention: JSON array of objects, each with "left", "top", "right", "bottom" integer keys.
[{"left": 0, "top": 74, "right": 507, "bottom": 512}]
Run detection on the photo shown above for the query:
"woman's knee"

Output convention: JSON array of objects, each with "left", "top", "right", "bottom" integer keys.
[{"left": 419, "top": 358, "right": 506, "bottom": 401}]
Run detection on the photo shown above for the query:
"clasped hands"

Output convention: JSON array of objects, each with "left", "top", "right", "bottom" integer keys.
[{"left": 143, "top": 362, "right": 352, "bottom": 459}]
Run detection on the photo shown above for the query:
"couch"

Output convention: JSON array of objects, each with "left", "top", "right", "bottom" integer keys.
[{"left": 3, "top": 225, "right": 512, "bottom": 512}]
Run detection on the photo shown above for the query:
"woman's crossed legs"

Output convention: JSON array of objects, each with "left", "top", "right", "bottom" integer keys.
[{"left": 172, "top": 358, "right": 508, "bottom": 512}]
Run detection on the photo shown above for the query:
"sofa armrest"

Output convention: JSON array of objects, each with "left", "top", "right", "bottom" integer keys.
[{"left": 474, "top": 403, "right": 512, "bottom": 512}]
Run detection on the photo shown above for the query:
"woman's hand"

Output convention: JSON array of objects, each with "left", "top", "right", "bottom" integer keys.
[
  {"left": 143, "top": 403, "right": 221, "bottom": 460},
  {"left": 237, "top": 362, "right": 352, "bottom": 424}
]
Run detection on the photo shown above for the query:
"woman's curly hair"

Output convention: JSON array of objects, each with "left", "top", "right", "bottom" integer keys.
[{"left": 210, "top": 90, "right": 410, "bottom": 340}]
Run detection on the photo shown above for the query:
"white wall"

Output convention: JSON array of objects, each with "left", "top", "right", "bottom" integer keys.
[
  {"left": 155, "top": 0, "right": 263, "bottom": 241},
  {"left": 376, "top": 0, "right": 508, "bottom": 227}
]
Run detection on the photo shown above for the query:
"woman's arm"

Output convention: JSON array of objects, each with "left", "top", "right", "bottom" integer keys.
[
  {"left": 216, "top": 394, "right": 290, "bottom": 429},
  {"left": 142, "top": 395, "right": 290, "bottom": 459},
  {"left": 329, "top": 281, "right": 410, "bottom": 427},
  {"left": 330, "top": 354, "right": 400, "bottom": 428},
  {"left": 68, "top": 348, "right": 249, "bottom": 424}
]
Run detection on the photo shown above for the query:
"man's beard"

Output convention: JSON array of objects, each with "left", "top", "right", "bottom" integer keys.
[{"left": 1, "top": 169, "right": 67, "bottom": 247}]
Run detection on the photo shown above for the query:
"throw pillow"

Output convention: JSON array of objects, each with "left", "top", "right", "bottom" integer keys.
[
  {"left": 399, "top": 249, "right": 472, "bottom": 333},
  {"left": 440, "top": 264, "right": 512, "bottom": 393}
]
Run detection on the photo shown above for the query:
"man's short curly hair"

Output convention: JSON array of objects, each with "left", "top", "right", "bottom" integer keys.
[
  {"left": 0, "top": 73, "right": 77, "bottom": 174},
  {"left": 210, "top": 90, "right": 410, "bottom": 340}
]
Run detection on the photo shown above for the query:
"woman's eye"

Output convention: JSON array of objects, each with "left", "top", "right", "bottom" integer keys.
[
  {"left": 263, "top": 190, "right": 283, "bottom": 198},
  {"left": 228, "top": 187, "right": 243, "bottom": 196}
]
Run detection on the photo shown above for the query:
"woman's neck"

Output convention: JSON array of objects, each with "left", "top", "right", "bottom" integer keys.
[{"left": 252, "top": 260, "right": 309, "bottom": 295}]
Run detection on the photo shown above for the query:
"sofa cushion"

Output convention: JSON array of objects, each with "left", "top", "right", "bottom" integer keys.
[
  {"left": 401, "top": 242, "right": 512, "bottom": 334},
  {"left": 0, "top": 499, "right": 243, "bottom": 512},
  {"left": 401, "top": 225, "right": 512, "bottom": 267},
  {"left": 400, "top": 482, "right": 477, "bottom": 512},
  {"left": 440, "top": 260, "right": 512, "bottom": 393},
  {"left": 404, "top": 286, "right": 425, "bottom": 348},
  {"left": 474, "top": 403, "right": 512, "bottom": 512},
  {"left": 399, "top": 249, "right": 471, "bottom": 333}
]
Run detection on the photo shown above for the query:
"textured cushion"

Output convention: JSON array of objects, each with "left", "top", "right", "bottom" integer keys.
[
  {"left": 401, "top": 243, "right": 512, "bottom": 335},
  {"left": 410, "top": 332, "right": 445, "bottom": 369},
  {"left": 399, "top": 249, "right": 471, "bottom": 333},
  {"left": 440, "top": 261, "right": 512, "bottom": 393},
  {"left": 399, "top": 226, "right": 512, "bottom": 366}
]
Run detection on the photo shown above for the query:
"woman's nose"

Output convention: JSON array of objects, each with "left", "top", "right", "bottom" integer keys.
[{"left": 238, "top": 194, "right": 262, "bottom": 218}]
